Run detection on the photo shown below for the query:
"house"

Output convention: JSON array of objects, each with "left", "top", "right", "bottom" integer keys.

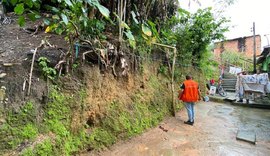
[
  {"left": 257, "top": 46, "right": 270, "bottom": 72},
  {"left": 213, "top": 35, "right": 261, "bottom": 59}
]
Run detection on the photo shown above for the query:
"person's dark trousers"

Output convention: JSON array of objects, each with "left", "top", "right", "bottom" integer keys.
[{"left": 206, "top": 83, "right": 210, "bottom": 90}]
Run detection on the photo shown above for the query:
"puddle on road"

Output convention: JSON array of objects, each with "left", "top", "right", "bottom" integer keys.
[
  {"left": 236, "top": 107, "right": 270, "bottom": 141},
  {"left": 207, "top": 104, "right": 238, "bottom": 124}
]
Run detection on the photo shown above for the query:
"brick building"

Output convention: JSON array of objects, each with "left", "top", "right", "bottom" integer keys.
[{"left": 213, "top": 35, "right": 261, "bottom": 59}]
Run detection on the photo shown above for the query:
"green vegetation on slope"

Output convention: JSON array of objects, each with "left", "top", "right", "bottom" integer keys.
[
  {"left": 0, "top": 64, "right": 182, "bottom": 155},
  {"left": 0, "top": 102, "right": 38, "bottom": 150}
]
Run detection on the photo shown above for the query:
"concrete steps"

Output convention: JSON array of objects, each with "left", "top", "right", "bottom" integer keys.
[
  {"left": 223, "top": 73, "right": 237, "bottom": 79},
  {"left": 222, "top": 72, "right": 237, "bottom": 92},
  {"left": 224, "top": 88, "right": 236, "bottom": 92}
]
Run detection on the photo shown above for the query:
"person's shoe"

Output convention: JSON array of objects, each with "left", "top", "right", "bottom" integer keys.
[
  {"left": 184, "top": 121, "right": 194, "bottom": 126},
  {"left": 237, "top": 99, "right": 243, "bottom": 102}
]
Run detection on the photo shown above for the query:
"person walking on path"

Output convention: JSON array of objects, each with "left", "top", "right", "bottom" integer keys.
[{"left": 179, "top": 75, "right": 201, "bottom": 126}]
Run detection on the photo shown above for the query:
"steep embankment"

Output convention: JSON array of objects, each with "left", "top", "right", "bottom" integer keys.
[
  {"left": 0, "top": 64, "right": 176, "bottom": 155},
  {"left": 0, "top": 20, "right": 181, "bottom": 155}
]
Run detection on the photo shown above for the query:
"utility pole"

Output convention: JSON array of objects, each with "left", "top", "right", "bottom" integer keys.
[
  {"left": 252, "top": 22, "right": 257, "bottom": 73},
  {"left": 264, "top": 34, "right": 269, "bottom": 46}
]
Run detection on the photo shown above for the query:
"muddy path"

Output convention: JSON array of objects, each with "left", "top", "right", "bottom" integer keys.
[{"left": 82, "top": 102, "right": 270, "bottom": 156}]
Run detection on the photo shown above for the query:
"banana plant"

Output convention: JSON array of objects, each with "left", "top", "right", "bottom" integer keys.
[{"left": 114, "top": 11, "right": 136, "bottom": 49}]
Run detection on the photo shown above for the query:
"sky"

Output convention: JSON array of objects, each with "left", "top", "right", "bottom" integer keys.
[{"left": 179, "top": 0, "right": 270, "bottom": 49}]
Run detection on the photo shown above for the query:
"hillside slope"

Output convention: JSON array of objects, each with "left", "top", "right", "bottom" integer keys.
[{"left": 0, "top": 19, "right": 182, "bottom": 155}]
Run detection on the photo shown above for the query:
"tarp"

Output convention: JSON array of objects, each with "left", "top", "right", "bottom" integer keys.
[
  {"left": 229, "top": 66, "right": 242, "bottom": 75},
  {"left": 236, "top": 73, "right": 269, "bottom": 95}
]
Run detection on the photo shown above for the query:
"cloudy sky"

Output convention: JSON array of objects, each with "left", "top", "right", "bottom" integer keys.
[{"left": 179, "top": 0, "right": 270, "bottom": 48}]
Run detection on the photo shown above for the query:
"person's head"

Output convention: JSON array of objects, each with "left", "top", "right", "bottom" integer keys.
[{"left": 186, "top": 75, "right": 192, "bottom": 80}]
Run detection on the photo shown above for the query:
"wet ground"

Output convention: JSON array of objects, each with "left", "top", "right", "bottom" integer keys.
[{"left": 84, "top": 101, "right": 270, "bottom": 156}]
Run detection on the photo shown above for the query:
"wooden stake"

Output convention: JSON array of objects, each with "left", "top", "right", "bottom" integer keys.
[
  {"left": 152, "top": 42, "right": 177, "bottom": 116},
  {"left": 27, "top": 47, "right": 37, "bottom": 96},
  {"left": 27, "top": 41, "right": 45, "bottom": 96}
]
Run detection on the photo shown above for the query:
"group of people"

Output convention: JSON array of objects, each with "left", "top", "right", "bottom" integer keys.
[{"left": 179, "top": 71, "right": 269, "bottom": 126}]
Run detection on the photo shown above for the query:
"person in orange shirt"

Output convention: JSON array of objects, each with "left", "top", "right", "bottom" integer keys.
[{"left": 179, "top": 75, "right": 201, "bottom": 126}]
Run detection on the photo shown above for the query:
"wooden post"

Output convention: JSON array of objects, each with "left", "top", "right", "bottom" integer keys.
[
  {"left": 28, "top": 48, "right": 37, "bottom": 96},
  {"left": 171, "top": 47, "right": 177, "bottom": 116},
  {"left": 152, "top": 42, "right": 177, "bottom": 116}
]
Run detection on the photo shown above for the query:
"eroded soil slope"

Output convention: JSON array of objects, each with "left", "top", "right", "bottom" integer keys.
[{"left": 0, "top": 19, "right": 68, "bottom": 110}]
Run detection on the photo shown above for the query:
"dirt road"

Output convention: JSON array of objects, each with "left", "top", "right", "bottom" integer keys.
[{"left": 85, "top": 102, "right": 270, "bottom": 156}]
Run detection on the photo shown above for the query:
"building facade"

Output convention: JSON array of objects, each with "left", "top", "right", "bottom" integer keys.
[{"left": 214, "top": 35, "right": 261, "bottom": 59}]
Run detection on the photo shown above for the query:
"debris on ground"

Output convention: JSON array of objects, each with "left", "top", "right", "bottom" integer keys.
[{"left": 159, "top": 125, "right": 168, "bottom": 132}]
